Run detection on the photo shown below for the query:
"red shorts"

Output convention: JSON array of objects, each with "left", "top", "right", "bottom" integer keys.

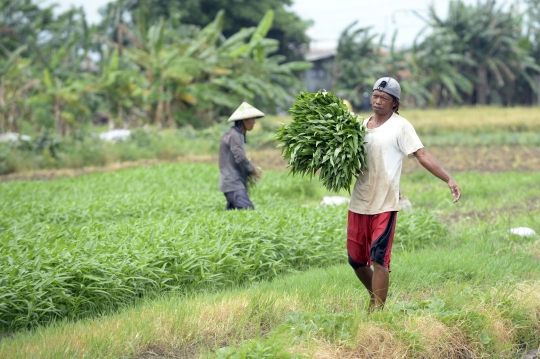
[{"left": 347, "top": 211, "right": 397, "bottom": 271}]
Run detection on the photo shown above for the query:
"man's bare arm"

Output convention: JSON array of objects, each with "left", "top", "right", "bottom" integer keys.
[{"left": 414, "top": 148, "right": 461, "bottom": 203}]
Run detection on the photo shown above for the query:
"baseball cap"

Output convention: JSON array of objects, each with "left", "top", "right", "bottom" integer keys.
[{"left": 373, "top": 77, "right": 401, "bottom": 100}]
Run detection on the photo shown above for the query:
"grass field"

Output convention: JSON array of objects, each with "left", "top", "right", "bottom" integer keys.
[
  {"left": 0, "top": 106, "right": 539, "bottom": 358},
  {"left": 0, "top": 164, "right": 448, "bottom": 331},
  {"left": 2, "top": 106, "right": 540, "bottom": 177},
  {"left": 0, "top": 162, "right": 539, "bottom": 358}
]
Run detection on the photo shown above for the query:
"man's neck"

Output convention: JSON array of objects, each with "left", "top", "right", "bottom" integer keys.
[{"left": 369, "top": 112, "right": 393, "bottom": 128}]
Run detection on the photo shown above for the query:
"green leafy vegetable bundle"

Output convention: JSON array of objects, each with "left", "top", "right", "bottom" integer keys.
[{"left": 275, "top": 90, "right": 368, "bottom": 192}]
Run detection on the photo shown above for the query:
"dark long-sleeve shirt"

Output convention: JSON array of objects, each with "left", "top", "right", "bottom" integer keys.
[{"left": 218, "top": 125, "right": 254, "bottom": 193}]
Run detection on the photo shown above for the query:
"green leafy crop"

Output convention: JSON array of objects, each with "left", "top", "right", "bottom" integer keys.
[{"left": 275, "top": 91, "right": 368, "bottom": 193}]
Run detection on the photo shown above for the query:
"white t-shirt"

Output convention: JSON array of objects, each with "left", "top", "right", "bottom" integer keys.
[{"left": 348, "top": 112, "right": 424, "bottom": 215}]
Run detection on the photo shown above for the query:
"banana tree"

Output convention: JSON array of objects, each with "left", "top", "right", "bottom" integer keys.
[
  {"left": 427, "top": 0, "right": 540, "bottom": 105},
  {"left": 0, "top": 45, "right": 38, "bottom": 133},
  {"left": 31, "top": 69, "right": 91, "bottom": 136},
  {"left": 90, "top": 48, "right": 144, "bottom": 129},
  {"left": 116, "top": 7, "right": 311, "bottom": 127},
  {"left": 190, "top": 9, "right": 311, "bottom": 114},
  {"left": 122, "top": 15, "right": 208, "bottom": 129}
]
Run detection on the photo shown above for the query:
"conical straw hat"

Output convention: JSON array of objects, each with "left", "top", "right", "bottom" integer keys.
[{"left": 227, "top": 102, "right": 265, "bottom": 122}]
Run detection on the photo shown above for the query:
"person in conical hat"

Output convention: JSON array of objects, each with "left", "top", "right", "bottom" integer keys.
[{"left": 218, "top": 102, "right": 264, "bottom": 210}]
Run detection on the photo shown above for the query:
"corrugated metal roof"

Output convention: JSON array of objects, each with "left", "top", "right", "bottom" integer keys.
[{"left": 304, "top": 49, "right": 337, "bottom": 62}]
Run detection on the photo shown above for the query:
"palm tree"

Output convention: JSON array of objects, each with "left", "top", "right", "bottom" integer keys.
[
  {"left": 333, "top": 22, "right": 384, "bottom": 106},
  {"left": 428, "top": 0, "right": 540, "bottom": 105},
  {"left": 409, "top": 28, "right": 474, "bottom": 106},
  {"left": 120, "top": 8, "right": 310, "bottom": 127},
  {"left": 0, "top": 45, "right": 39, "bottom": 133}
]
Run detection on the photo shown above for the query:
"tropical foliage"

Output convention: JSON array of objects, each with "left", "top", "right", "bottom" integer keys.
[
  {"left": 335, "top": 0, "right": 540, "bottom": 109},
  {"left": 1, "top": 0, "right": 540, "bottom": 138},
  {"left": 0, "top": 0, "right": 311, "bottom": 136},
  {"left": 99, "top": 0, "right": 312, "bottom": 61}
]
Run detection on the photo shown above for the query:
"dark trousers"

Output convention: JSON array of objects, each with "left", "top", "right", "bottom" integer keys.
[{"left": 224, "top": 189, "right": 255, "bottom": 210}]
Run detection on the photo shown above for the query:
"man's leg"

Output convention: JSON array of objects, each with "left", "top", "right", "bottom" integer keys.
[
  {"left": 347, "top": 211, "right": 374, "bottom": 309},
  {"left": 224, "top": 192, "right": 235, "bottom": 210},
  {"left": 234, "top": 189, "right": 255, "bottom": 210},
  {"left": 371, "top": 262, "right": 389, "bottom": 309},
  {"left": 353, "top": 266, "right": 374, "bottom": 309},
  {"left": 353, "top": 263, "right": 389, "bottom": 311},
  {"left": 368, "top": 211, "right": 396, "bottom": 310},
  {"left": 224, "top": 189, "right": 254, "bottom": 210}
]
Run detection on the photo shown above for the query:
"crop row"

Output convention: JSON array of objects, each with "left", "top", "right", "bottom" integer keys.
[{"left": 0, "top": 163, "right": 445, "bottom": 330}]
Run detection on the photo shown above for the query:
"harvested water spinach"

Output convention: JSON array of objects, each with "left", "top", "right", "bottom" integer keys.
[{"left": 275, "top": 90, "right": 368, "bottom": 193}]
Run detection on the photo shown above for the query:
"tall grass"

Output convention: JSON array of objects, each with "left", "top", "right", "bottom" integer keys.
[
  {"left": 0, "top": 168, "right": 539, "bottom": 357},
  {"left": 1, "top": 232, "right": 538, "bottom": 358},
  {"left": 0, "top": 163, "right": 444, "bottom": 331}
]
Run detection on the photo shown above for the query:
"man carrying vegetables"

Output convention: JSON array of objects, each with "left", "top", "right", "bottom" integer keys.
[
  {"left": 347, "top": 77, "right": 462, "bottom": 311},
  {"left": 218, "top": 102, "right": 264, "bottom": 210}
]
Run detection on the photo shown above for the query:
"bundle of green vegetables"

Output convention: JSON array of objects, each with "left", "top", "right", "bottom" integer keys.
[
  {"left": 246, "top": 166, "right": 263, "bottom": 193},
  {"left": 275, "top": 90, "right": 368, "bottom": 193}
]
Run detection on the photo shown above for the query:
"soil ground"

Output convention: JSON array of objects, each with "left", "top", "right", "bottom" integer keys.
[{"left": 2, "top": 146, "right": 540, "bottom": 182}]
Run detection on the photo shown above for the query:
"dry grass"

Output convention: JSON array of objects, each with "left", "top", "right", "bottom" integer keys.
[
  {"left": 321, "top": 323, "right": 408, "bottom": 358},
  {"left": 273, "top": 106, "right": 540, "bottom": 133},
  {"left": 352, "top": 323, "right": 411, "bottom": 358},
  {"left": 487, "top": 317, "right": 516, "bottom": 350},
  {"left": 407, "top": 317, "right": 476, "bottom": 359},
  {"left": 3, "top": 278, "right": 540, "bottom": 359},
  {"left": 190, "top": 296, "right": 251, "bottom": 338},
  {"left": 290, "top": 323, "right": 411, "bottom": 359},
  {"left": 525, "top": 240, "right": 540, "bottom": 261},
  {"left": 0, "top": 294, "right": 255, "bottom": 359},
  {"left": 511, "top": 282, "right": 540, "bottom": 315},
  {"left": 362, "top": 106, "right": 540, "bottom": 133}
]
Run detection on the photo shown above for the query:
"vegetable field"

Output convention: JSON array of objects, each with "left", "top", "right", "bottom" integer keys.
[
  {"left": 0, "top": 163, "right": 445, "bottom": 331},
  {"left": 1, "top": 168, "right": 539, "bottom": 358}
]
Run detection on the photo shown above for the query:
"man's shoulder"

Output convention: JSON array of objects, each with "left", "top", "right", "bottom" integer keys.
[
  {"left": 223, "top": 126, "right": 241, "bottom": 139},
  {"left": 390, "top": 113, "right": 415, "bottom": 129}
]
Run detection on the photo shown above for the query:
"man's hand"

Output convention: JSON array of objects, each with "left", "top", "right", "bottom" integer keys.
[
  {"left": 448, "top": 179, "right": 461, "bottom": 203},
  {"left": 248, "top": 166, "right": 263, "bottom": 182},
  {"left": 414, "top": 148, "right": 461, "bottom": 203}
]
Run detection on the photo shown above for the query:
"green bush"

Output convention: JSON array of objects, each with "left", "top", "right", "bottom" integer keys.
[{"left": 394, "top": 210, "right": 448, "bottom": 251}]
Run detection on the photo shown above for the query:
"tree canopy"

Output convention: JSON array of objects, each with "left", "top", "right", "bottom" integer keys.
[
  {"left": 334, "top": 0, "right": 540, "bottom": 108},
  {"left": 98, "top": 0, "right": 312, "bottom": 61},
  {"left": 0, "top": 0, "right": 311, "bottom": 135},
  {"left": 1, "top": 0, "right": 540, "bottom": 137}
]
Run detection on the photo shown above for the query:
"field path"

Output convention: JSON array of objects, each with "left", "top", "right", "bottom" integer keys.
[{"left": 2, "top": 146, "right": 540, "bottom": 182}]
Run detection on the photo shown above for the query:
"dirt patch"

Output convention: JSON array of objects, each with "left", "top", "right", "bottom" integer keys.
[
  {"left": 0, "top": 159, "right": 164, "bottom": 182},
  {"left": 444, "top": 195, "right": 540, "bottom": 225},
  {"left": 2, "top": 146, "right": 540, "bottom": 182},
  {"left": 247, "top": 146, "right": 540, "bottom": 174},
  {"left": 401, "top": 146, "right": 540, "bottom": 174},
  {"left": 133, "top": 343, "right": 192, "bottom": 359}
]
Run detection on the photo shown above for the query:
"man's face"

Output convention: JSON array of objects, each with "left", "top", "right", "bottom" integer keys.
[
  {"left": 371, "top": 90, "right": 396, "bottom": 115},
  {"left": 243, "top": 118, "right": 256, "bottom": 131}
]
